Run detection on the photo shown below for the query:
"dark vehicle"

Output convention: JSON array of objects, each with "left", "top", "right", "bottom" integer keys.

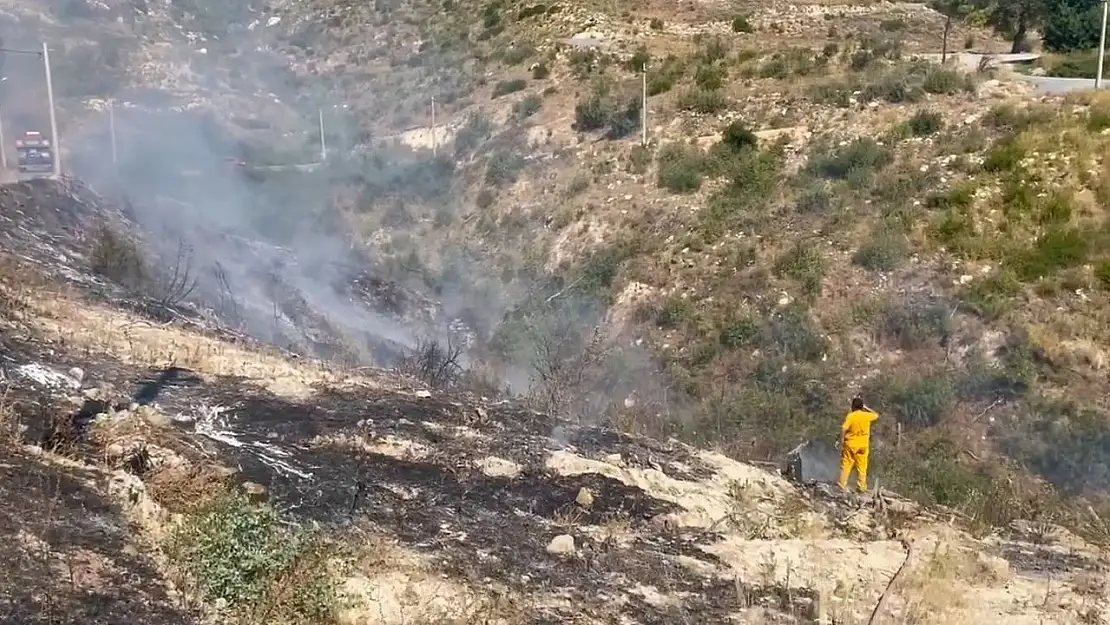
[{"left": 16, "top": 131, "right": 54, "bottom": 179}]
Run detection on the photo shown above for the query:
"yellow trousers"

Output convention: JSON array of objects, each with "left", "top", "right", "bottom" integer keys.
[{"left": 838, "top": 444, "right": 869, "bottom": 492}]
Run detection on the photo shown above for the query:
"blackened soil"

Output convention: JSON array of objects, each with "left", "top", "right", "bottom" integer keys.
[
  {"left": 0, "top": 449, "right": 197, "bottom": 625},
  {"left": 108, "top": 372, "right": 820, "bottom": 623}
]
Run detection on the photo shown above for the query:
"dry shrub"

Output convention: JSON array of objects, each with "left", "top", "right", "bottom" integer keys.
[
  {"left": 0, "top": 391, "right": 23, "bottom": 445},
  {"left": 147, "top": 465, "right": 232, "bottom": 514},
  {"left": 395, "top": 335, "right": 464, "bottom": 390},
  {"left": 89, "top": 222, "right": 147, "bottom": 289}
]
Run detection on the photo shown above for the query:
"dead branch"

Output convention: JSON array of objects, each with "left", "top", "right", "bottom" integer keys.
[
  {"left": 867, "top": 538, "right": 914, "bottom": 625},
  {"left": 395, "top": 334, "right": 464, "bottom": 390},
  {"left": 154, "top": 237, "right": 198, "bottom": 307}
]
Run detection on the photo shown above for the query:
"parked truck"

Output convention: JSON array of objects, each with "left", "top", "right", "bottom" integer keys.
[{"left": 16, "top": 131, "right": 54, "bottom": 179}]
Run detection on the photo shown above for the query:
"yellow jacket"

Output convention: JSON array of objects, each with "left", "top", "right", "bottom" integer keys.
[{"left": 842, "top": 409, "right": 879, "bottom": 449}]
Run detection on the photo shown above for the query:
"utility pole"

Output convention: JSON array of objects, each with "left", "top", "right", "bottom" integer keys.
[
  {"left": 641, "top": 64, "right": 647, "bottom": 146},
  {"left": 318, "top": 107, "right": 327, "bottom": 162},
  {"left": 108, "top": 99, "right": 117, "bottom": 168},
  {"left": 431, "top": 96, "right": 437, "bottom": 156},
  {"left": 1098, "top": 0, "right": 1108, "bottom": 89},
  {"left": 0, "top": 105, "right": 7, "bottom": 171},
  {"left": 43, "top": 42, "right": 59, "bottom": 178}
]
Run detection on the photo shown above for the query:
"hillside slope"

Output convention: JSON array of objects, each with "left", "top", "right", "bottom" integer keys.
[
  {"left": 1, "top": 0, "right": 1110, "bottom": 614},
  {"left": 1, "top": 179, "right": 1108, "bottom": 625}
]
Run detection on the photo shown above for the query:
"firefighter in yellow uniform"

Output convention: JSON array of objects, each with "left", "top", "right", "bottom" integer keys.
[{"left": 838, "top": 396, "right": 879, "bottom": 493}]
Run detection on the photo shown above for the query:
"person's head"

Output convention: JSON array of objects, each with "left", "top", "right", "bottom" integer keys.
[{"left": 851, "top": 396, "right": 864, "bottom": 411}]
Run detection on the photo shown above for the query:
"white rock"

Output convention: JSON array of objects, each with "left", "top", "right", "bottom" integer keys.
[{"left": 546, "top": 534, "right": 576, "bottom": 556}]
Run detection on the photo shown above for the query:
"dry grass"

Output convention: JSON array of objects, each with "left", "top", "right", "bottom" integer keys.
[{"left": 18, "top": 284, "right": 385, "bottom": 399}]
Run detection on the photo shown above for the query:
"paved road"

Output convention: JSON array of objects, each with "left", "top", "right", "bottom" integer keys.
[
  {"left": 916, "top": 51, "right": 1108, "bottom": 96},
  {"left": 1018, "top": 75, "right": 1109, "bottom": 95}
]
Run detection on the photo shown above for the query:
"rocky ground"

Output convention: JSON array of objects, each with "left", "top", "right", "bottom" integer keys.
[{"left": 1, "top": 180, "right": 1108, "bottom": 625}]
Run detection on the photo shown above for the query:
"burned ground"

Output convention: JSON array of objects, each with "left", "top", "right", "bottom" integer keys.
[
  {"left": 0, "top": 448, "right": 197, "bottom": 625},
  {"left": 0, "top": 321, "right": 827, "bottom": 623}
]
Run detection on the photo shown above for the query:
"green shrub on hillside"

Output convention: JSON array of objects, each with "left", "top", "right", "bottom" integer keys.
[
  {"left": 906, "top": 109, "right": 944, "bottom": 136},
  {"left": 731, "top": 14, "right": 754, "bottom": 33},
  {"left": 806, "top": 137, "right": 893, "bottom": 180},
  {"left": 867, "top": 372, "right": 955, "bottom": 428},
  {"left": 677, "top": 87, "right": 728, "bottom": 114},
  {"left": 167, "top": 493, "right": 339, "bottom": 620},
  {"left": 656, "top": 144, "right": 704, "bottom": 192},
  {"left": 492, "top": 79, "right": 527, "bottom": 98},
  {"left": 694, "top": 63, "right": 728, "bottom": 90},
  {"left": 721, "top": 121, "right": 758, "bottom": 152},
  {"left": 1008, "top": 227, "right": 1089, "bottom": 281},
  {"left": 764, "top": 304, "right": 828, "bottom": 361},
  {"left": 853, "top": 230, "right": 908, "bottom": 272}
]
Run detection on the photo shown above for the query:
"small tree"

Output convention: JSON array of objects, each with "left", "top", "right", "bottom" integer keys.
[
  {"left": 931, "top": 0, "right": 975, "bottom": 63},
  {"left": 983, "top": 0, "right": 1048, "bottom": 53}
]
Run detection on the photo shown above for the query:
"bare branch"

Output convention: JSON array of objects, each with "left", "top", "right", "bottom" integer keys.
[{"left": 396, "top": 334, "right": 465, "bottom": 390}]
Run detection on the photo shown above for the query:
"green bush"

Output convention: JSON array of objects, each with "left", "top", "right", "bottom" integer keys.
[
  {"left": 806, "top": 137, "right": 893, "bottom": 180},
  {"left": 606, "top": 97, "right": 643, "bottom": 139},
  {"left": 1095, "top": 260, "right": 1110, "bottom": 288},
  {"left": 698, "top": 36, "right": 730, "bottom": 63},
  {"left": 492, "top": 79, "right": 527, "bottom": 98},
  {"left": 906, "top": 109, "right": 944, "bottom": 136},
  {"left": 656, "top": 144, "right": 704, "bottom": 192},
  {"left": 1047, "top": 51, "right": 1099, "bottom": 77},
  {"left": 695, "top": 63, "right": 728, "bottom": 90},
  {"left": 764, "top": 304, "right": 829, "bottom": 361},
  {"left": 453, "top": 112, "right": 493, "bottom": 157},
  {"left": 868, "top": 372, "right": 955, "bottom": 428},
  {"left": 774, "top": 243, "right": 825, "bottom": 298},
  {"left": 475, "top": 188, "right": 496, "bottom": 208},
  {"left": 626, "top": 47, "right": 650, "bottom": 72},
  {"left": 514, "top": 94, "right": 543, "bottom": 119},
  {"left": 168, "top": 494, "right": 338, "bottom": 620},
  {"left": 649, "top": 17, "right": 664, "bottom": 30},
  {"left": 879, "top": 17, "right": 906, "bottom": 31},
  {"left": 1008, "top": 227, "right": 1089, "bottom": 281},
  {"left": 502, "top": 44, "right": 536, "bottom": 65},
  {"left": 732, "top": 14, "right": 754, "bottom": 33},
  {"left": 795, "top": 181, "right": 834, "bottom": 214},
  {"left": 853, "top": 230, "right": 908, "bottom": 272},
  {"left": 960, "top": 271, "right": 1021, "bottom": 320},
  {"left": 719, "top": 314, "right": 760, "bottom": 347},
  {"left": 677, "top": 88, "right": 728, "bottom": 114},
  {"left": 1043, "top": 0, "right": 1102, "bottom": 52},
  {"left": 574, "top": 94, "right": 611, "bottom": 131},
  {"left": 922, "top": 67, "right": 974, "bottom": 95},
  {"left": 721, "top": 120, "right": 758, "bottom": 152},
  {"left": 876, "top": 299, "right": 951, "bottom": 350},
  {"left": 882, "top": 436, "right": 997, "bottom": 509},
  {"left": 983, "top": 138, "right": 1026, "bottom": 173},
  {"left": 658, "top": 295, "right": 695, "bottom": 328},
  {"left": 485, "top": 150, "right": 525, "bottom": 186}
]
